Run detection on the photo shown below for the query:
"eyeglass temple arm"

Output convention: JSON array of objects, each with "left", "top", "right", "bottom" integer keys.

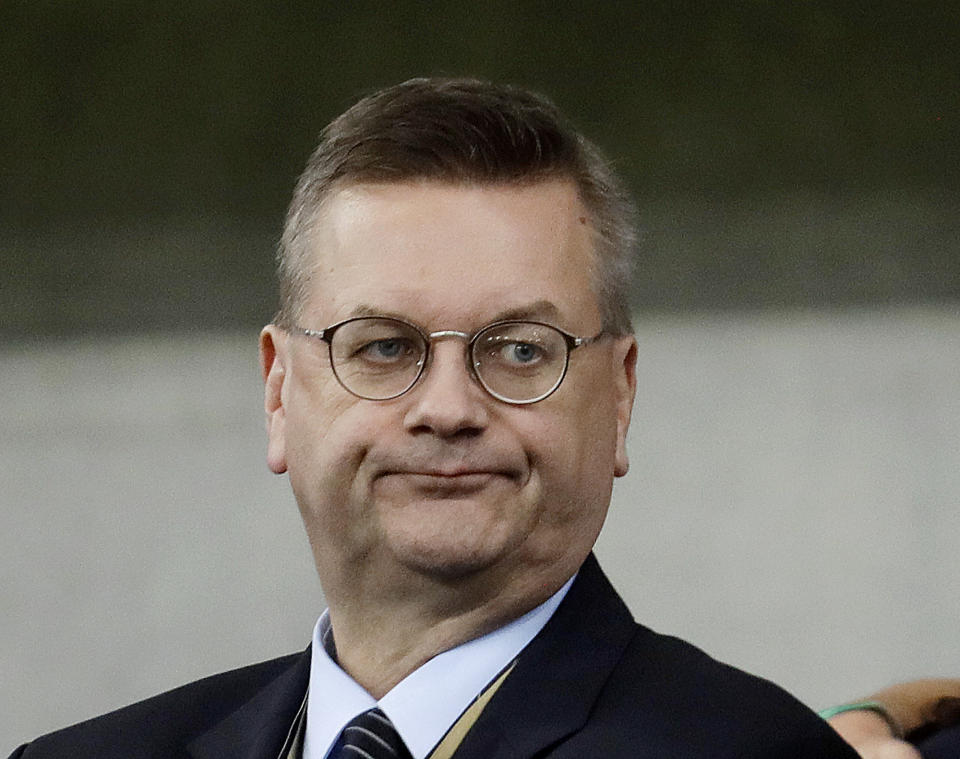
[
  {"left": 298, "top": 327, "right": 331, "bottom": 343},
  {"left": 568, "top": 329, "right": 608, "bottom": 350}
]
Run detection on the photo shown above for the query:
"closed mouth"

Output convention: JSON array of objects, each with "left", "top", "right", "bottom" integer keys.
[{"left": 376, "top": 469, "right": 517, "bottom": 494}]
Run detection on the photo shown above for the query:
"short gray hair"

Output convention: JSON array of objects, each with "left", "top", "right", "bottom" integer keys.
[{"left": 276, "top": 77, "right": 637, "bottom": 334}]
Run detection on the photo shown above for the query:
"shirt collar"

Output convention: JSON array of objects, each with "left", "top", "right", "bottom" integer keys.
[{"left": 302, "top": 574, "right": 575, "bottom": 759}]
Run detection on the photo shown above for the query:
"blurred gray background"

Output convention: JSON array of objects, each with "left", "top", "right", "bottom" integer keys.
[{"left": 2, "top": 1, "right": 959, "bottom": 747}]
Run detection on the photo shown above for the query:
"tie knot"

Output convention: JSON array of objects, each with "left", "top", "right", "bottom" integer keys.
[{"left": 331, "top": 707, "right": 413, "bottom": 759}]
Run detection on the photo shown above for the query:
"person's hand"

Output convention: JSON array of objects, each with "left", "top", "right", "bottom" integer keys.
[
  {"left": 870, "top": 679, "right": 960, "bottom": 738},
  {"left": 828, "top": 709, "right": 921, "bottom": 758},
  {"left": 826, "top": 679, "right": 960, "bottom": 758}
]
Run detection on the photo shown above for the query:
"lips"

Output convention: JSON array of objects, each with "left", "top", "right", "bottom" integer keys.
[
  {"left": 368, "top": 443, "right": 528, "bottom": 492},
  {"left": 401, "top": 469, "right": 498, "bottom": 484},
  {"left": 395, "top": 469, "right": 499, "bottom": 478},
  {"left": 373, "top": 456, "right": 524, "bottom": 489},
  {"left": 378, "top": 469, "right": 511, "bottom": 483}
]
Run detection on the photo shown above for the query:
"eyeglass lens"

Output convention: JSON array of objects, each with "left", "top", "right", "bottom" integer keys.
[{"left": 328, "top": 318, "right": 569, "bottom": 402}]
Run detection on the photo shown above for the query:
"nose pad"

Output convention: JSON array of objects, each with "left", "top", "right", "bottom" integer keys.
[{"left": 402, "top": 340, "right": 489, "bottom": 436}]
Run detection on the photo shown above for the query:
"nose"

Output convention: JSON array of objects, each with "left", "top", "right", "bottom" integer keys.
[{"left": 402, "top": 339, "right": 489, "bottom": 438}]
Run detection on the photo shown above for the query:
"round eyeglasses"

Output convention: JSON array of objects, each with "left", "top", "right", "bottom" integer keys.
[{"left": 291, "top": 316, "right": 607, "bottom": 405}]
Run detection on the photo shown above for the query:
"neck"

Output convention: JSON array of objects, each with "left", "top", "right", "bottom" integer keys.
[{"left": 322, "top": 560, "right": 569, "bottom": 698}]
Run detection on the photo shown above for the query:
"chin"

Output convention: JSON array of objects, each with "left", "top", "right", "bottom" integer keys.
[
  {"left": 386, "top": 534, "right": 511, "bottom": 581},
  {"left": 382, "top": 515, "right": 526, "bottom": 583}
]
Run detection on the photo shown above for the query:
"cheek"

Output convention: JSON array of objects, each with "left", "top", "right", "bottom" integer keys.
[
  {"left": 284, "top": 376, "right": 373, "bottom": 510},
  {"left": 285, "top": 402, "right": 390, "bottom": 569},
  {"left": 523, "top": 398, "right": 618, "bottom": 505},
  {"left": 512, "top": 406, "right": 614, "bottom": 570},
  {"left": 538, "top": 373, "right": 621, "bottom": 502},
  {"left": 559, "top": 376, "right": 619, "bottom": 455}
]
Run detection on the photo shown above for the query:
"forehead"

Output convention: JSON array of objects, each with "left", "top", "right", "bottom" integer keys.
[{"left": 303, "top": 180, "right": 602, "bottom": 329}]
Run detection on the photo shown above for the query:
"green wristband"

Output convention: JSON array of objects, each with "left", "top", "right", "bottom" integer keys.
[{"left": 818, "top": 700, "right": 904, "bottom": 739}]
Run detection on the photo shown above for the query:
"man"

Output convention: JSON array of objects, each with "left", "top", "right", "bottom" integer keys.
[{"left": 10, "top": 78, "right": 858, "bottom": 758}]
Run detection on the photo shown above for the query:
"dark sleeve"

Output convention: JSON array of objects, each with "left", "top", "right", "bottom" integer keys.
[
  {"left": 6, "top": 745, "right": 27, "bottom": 759},
  {"left": 918, "top": 723, "right": 960, "bottom": 758}
]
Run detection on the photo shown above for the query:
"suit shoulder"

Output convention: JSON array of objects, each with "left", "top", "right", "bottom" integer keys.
[
  {"left": 11, "top": 651, "right": 305, "bottom": 758},
  {"left": 615, "top": 625, "right": 803, "bottom": 711},
  {"left": 589, "top": 625, "right": 859, "bottom": 757}
]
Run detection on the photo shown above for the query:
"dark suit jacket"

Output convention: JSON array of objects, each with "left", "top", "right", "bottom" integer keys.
[{"left": 10, "top": 554, "right": 858, "bottom": 758}]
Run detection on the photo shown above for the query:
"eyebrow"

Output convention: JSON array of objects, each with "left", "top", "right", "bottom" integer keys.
[
  {"left": 349, "top": 304, "right": 393, "bottom": 318},
  {"left": 490, "top": 300, "right": 562, "bottom": 323},
  {"left": 347, "top": 300, "right": 563, "bottom": 326}
]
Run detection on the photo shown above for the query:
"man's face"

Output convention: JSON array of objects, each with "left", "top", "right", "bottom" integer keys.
[{"left": 261, "top": 179, "right": 636, "bottom": 604}]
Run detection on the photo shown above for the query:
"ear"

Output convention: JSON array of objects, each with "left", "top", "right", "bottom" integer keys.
[
  {"left": 612, "top": 336, "right": 637, "bottom": 477},
  {"left": 259, "top": 325, "right": 289, "bottom": 475}
]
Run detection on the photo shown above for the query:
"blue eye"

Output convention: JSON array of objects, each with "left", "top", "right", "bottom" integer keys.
[
  {"left": 512, "top": 343, "right": 537, "bottom": 362},
  {"left": 500, "top": 342, "right": 543, "bottom": 365},
  {"left": 360, "top": 338, "right": 415, "bottom": 362},
  {"left": 371, "top": 340, "right": 402, "bottom": 357}
]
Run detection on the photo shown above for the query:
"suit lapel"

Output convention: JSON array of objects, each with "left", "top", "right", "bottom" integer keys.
[
  {"left": 187, "top": 648, "right": 311, "bottom": 759},
  {"left": 451, "top": 553, "right": 636, "bottom": 758}
]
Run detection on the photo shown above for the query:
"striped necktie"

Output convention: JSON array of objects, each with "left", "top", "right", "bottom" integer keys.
[{"left": 329, "top": 707, "right": 413, "bottom": 759}]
